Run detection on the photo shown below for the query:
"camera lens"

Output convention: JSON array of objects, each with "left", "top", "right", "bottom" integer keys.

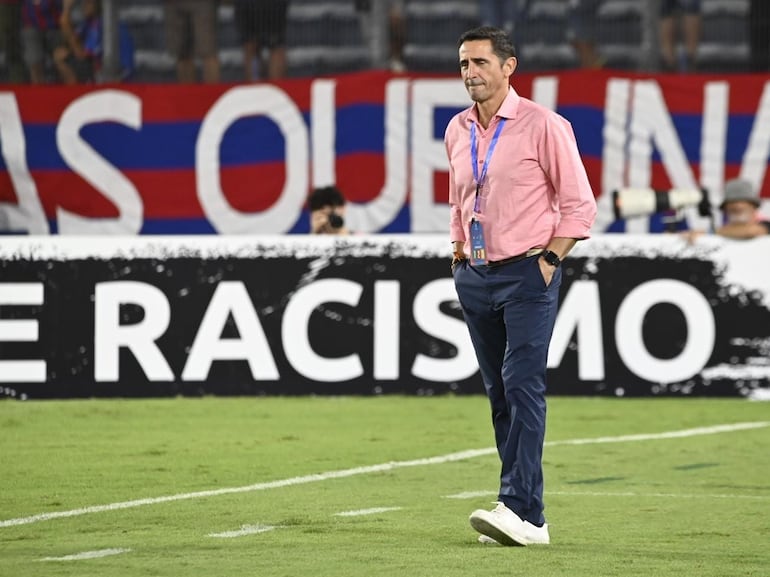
[{"left": 329, "top": 213, "right": 344, "bottom": 229}]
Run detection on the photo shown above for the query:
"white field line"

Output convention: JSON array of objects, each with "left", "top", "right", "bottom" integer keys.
[
  {"left": 2, "top": 420, "right": 767, "bottom": 529},
  {"left": 207, "top": 524, "right": 277, "bottom": 538},
  {"left": 333, "top": 507, "right": 402, "bottom": 517},
  {"left": 547, "top": 490, "right": 770, "bottom": 500},
  {"left": 543, "top": 421, "right": 769, "bottom": 446},
  {"left": 0, "top": 447, "right": 494, "bottom": 529},
  {"left": 41, "top": 548, "right": 130, "bottom": 561},
  {"left": 444, "top": 491, "right": 497, "bottom": 499},
  {"left": 445, "top": 490, "right": 770, "bottom": 501}
]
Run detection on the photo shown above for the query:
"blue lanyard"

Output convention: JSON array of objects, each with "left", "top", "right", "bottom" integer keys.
[{"left": 470, "top": 118, "right": 506, "bottom": 214}]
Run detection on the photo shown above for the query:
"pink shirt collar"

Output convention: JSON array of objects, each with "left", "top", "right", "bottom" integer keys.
[{"left": 466, "top": 87, "right": 521, "bottom": 125}]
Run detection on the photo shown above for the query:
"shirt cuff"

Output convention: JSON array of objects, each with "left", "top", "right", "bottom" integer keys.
[
  {"left": 450, "top": 227, "right": 466, "bottom": 243},
  {"left": 554, "top": 218, "right": 593, "bottom": 240}
]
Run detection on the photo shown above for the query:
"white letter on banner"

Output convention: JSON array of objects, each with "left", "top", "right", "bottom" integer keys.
[
  {"left": 700, "top": 82, "right": 728, "bottom": 219},
  {"left": 311, "top": 79, "right": 336, "bottom": 188},
  {"left": 344, "top": 79, "right": 409, "bottom": 233},
  {"left": 739, "top": 80, "right": 770, "bottom": 195},
  {"left": 56, "top": 90, "right": 143, "bottom": 234},
  {"left": 0, "top": 283, "right": 46, "bottom": 382},
  {"left": 596, "top": 78, "right": 631, "bottom": 233},
  {"left": 629, "top": 80, "right": 698, "bottom": 192},
  {"left": 182, "top": 282, "right": 278, "bottom": 381},
  {"left": 282, "top": 279, "right": 363, "bottom": 382},
  {"left": 412, "top": 279, "right": 477, "bottom": 381},
  {"left": 196, "top": 85, "right": 308, "bottom": 233},
  {"left": 0, "top": 93, "right": 48, "bottom": 233},
  {"left": 547, "top": 280, "right": 604, "bottom": 380},
  {"left": 411, "top": 79, "right": 470, "bottom": 232},
  {"left": 373, "top": 280, "right": 399, "bottom": 380},
  {"left": 95, "top": 281, "right": 173, "bottom": 382},
  {"left": 626, "top": 80, "right": 698, "bottom": 234},
  {"left": 615, "top": 279, "right": 715, "bottom": 383},
  {"left": 532, "top": 76, "right": 558, "bottom": 111}
]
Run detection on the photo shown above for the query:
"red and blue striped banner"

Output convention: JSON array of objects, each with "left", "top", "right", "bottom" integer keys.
[{"left": 1, "top": 70, "right": 768, "bottom": 234}]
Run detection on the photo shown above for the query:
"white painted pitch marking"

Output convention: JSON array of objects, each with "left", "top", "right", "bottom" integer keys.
[
  {"left": 333, "top": 507, "right": 402, "bottom": 517},
  {"left": 2, "top": 420, "right": 767, "bottom": 529},
  {"left": 41, "top": 548, "right": 130, "bottom": 561},
  {"left": 445, "top": 490, "right": 770, "bottom": 501},
  {"left": 0, "top": 447, "right": 494, "bottom": 528},
  {"left": 547, "top": 490, "right": 770, "bottom": 501},
  {"left": 543, "top": 421, "right": 769, "bottom": 447},
  {"left": 444, "top": 490, "right": 496, "bottom": 500},
  {"left": 208, "top": 524, "right": 277, "bottom": 538}
]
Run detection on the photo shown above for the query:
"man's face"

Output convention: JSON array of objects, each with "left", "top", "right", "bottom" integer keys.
[
  {"left": 310, "top": 205, "right": 346, "bottom": 234},
  {"left": 723, "top": 200, "right": 757, "bottom": 224},
  {"left": 458, "top": 39, "right": 516, "bottom": 104}
]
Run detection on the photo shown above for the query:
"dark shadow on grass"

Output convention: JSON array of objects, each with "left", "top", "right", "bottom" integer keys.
[{"left": 565, "top": 476, "right": 626, "bottom": 485}]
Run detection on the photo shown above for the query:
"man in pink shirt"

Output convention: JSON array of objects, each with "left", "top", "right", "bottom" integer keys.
[{"left": 446, "top": 26, "right": 596, "bottom": 546}]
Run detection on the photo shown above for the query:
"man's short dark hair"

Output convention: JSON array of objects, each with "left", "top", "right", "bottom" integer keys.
[
  {"left": 458, "top": 26, "right": 516, "bottom": 62},
  {"left": 308, "top": 186, "right": 346, "bottom": 211}
]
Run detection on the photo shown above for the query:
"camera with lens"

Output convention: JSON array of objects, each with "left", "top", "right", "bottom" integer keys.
[
  {"left": 328, "top": 212, "right": 344, "bottom": 229},
  {"left": 613, "top": 187, "right": 713, "bottom": 231}
]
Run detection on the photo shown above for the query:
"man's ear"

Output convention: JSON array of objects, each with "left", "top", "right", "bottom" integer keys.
[{"left": 504, "top": 56, "right": 518, "bottom": 78}]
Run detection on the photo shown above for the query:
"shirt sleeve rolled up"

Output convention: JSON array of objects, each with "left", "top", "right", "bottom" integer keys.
[{"left": 540, "top": 114, "right": 597, "bottom": 240}]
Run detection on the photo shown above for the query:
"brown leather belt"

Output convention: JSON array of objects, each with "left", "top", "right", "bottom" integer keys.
[{"left": 487, "top": 248, "right": 544, "bottom": 267}]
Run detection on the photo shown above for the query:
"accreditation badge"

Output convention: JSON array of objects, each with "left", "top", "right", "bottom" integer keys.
[{"left": 469, "top": 219, "right": 488, "bottom": 266}]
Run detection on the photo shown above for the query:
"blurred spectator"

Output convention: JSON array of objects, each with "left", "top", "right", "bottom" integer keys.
[
  {"left": 0, "top": 0, "right": 26, "bottom": 82},
  {"left": 566, "top": 0, "right": 603, "bottom": 68},
  {"left": 749, "top": 0, "right": 770, "bottom": 72},
  {"left": 233, "top": 0, "right": 287, "bottom": 80},
  {"left": 55, "top": 0, "right": 134, "bottom": 84},
  {"left": 683, "top": 179, "right": 770, "bottom": 242},
  {"left": 164, "top": 0, "right": 219, "bottom": 83},
  {"left": 355, "top": 0, "right": 406, "bottom": 73},
  {"left": 388, "top": 1, "right": 406, "bottom": 72},
  {"left": 21, "top": 0, "right": 63, "bottom": 84},
  {"left": 478, "top": 0, "right": 518, "bottom": 36},
  {"left": 659, "top": 0, "right": 701, "bottom": 72},
  {"left": 715, "top": 179, "right": 770, "bottom": 238},
  {"left": 308, "top": 185, "right": 351, "bottom": 235}
]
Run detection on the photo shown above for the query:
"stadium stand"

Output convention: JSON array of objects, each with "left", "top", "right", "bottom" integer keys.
[
  {"left": 0, "top": 0, "right": 754, "bottom": 83},
  {"left": 698, "top": 0, "right": 750, "bottom": 72},
  {"left": 596, "top": 0, "right": 645, "bottom": 70},
  {"left": 120, "top": 0, "right": 368, "bottom": 82},
  {"left": 401, "top": 0, "right": 478, "bottom": 72},
  {"left": 513, "top": 0, "right": 575, "bottom": 71}
]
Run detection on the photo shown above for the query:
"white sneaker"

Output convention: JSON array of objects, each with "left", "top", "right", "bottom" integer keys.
[
  {"left": 522, "top": 520, "right": 550, "bottom": 545},
  {"left": 469, "top": 502, "right": 550, "bottom": 546},
  {"left": 477, "top": 534, "right": 499, "bottom": 545}
]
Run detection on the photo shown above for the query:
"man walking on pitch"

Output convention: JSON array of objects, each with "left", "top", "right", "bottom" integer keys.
[{"left": 445, "top": 26, "right": 596, "bottom": 546}]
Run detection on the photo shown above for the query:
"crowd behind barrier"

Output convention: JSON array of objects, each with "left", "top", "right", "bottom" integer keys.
[{"left": 1, "top": 0, "right": 770, "bottom": 85}]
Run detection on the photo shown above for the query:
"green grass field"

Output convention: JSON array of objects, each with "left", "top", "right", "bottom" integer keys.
[{"left": 1, "top": 396, "right": 769, "bottom": 577}]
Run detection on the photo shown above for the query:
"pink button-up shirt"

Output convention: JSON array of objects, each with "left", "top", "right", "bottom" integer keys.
[{"left": 446, "top": 87, "right": 597, "bottom": 261}]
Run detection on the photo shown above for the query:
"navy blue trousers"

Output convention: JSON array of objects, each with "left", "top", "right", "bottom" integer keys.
[{"left": 453, "top": 255, "right": 561, "bottom": 526}]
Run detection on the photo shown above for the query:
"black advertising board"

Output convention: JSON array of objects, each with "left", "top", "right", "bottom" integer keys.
[{"left": 1, "top": 235, "right": 768, "bottom": 399}]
